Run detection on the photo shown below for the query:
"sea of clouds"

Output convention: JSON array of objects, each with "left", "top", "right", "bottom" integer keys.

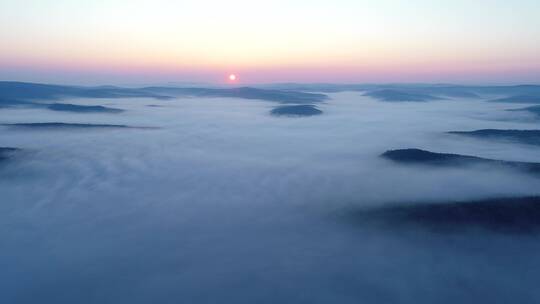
[{"left": 1, "top": 92, "right": 540, "bottom": 303}]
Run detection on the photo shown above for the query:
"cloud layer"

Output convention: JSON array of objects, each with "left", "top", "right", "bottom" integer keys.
[{"left": 1, "top": 91, "right": 540, "bottom": 303}]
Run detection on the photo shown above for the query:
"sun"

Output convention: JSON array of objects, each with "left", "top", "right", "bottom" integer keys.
[{"left": 228, "top": 74, "right": 237, "bottom": 81}]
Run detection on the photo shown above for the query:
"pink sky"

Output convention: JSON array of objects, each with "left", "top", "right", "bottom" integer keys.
[{"left": 1, "top": 0, "right": 539, "bottom": 85}]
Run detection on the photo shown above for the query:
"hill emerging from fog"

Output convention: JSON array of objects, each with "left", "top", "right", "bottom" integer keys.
[
  {"left": 348, "top": 196, "right": 540, "bottom": 234},
  {"left": 490, "top": 95, "right": 540, "bottom": 104},
  {"left": 0, "top": 147, "right": 20, "bottom": 163},
  {"left": 508, "top": 105, "right": 540, "bottom": 118},
  {"left": 0, "top": 122, "right": 155, "bottom": 130},
  {"left": 449, "top": 129, "right": 540, "bottom": 145},
  {"left": 363, "top": 89, "right": 443, "bottom": 102},
  {"left": 46, "top": 103, "right": 124, "bottom": 113},
  {"left": 381, "top": 148, "right": 540, "bottom": 175},
  {"left": 270, "top": 105, "right": 323, "bottom": 117}
]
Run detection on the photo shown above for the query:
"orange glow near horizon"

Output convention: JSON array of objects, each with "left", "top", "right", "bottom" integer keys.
[{"left": 1, "top": 1, "right": 539, "bottom": 84}]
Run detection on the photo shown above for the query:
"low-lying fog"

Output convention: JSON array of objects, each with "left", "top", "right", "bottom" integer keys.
[{"left": 2, "top": 92, "right": 540, "bottom": 303}]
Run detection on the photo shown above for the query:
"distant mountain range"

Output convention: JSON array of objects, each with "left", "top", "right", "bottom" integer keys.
[
  {"left": 144, "top": 86, "right": 328, "bottom": 104},
  {"left": 2, "top": 81, "right": 540, "bottom": 108},
  {"left": 0, "top": 81, "right": 171, "bottom": 104},
  {"left": 262, "top": 82, "right": 540, "bottom": 94},
  {"left": 262, "top": 83, "right": 540, "bottom": 102},
  {"left": 0, "top": 81, "right": 328, "bottom": 109}
]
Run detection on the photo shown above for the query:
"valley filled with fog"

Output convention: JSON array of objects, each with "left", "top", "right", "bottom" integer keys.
[{"left": 2, "top": 85, "right": 540, "bottom": 303}]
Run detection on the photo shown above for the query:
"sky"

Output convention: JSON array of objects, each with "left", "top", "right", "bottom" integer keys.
[{"left": 1, "top": 0, "right": 539, "bottom": 85}]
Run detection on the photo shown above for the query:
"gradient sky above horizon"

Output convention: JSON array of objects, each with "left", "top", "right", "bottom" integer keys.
[{"left": 1, "top": 0, "right": 539, "bottom": 85}]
